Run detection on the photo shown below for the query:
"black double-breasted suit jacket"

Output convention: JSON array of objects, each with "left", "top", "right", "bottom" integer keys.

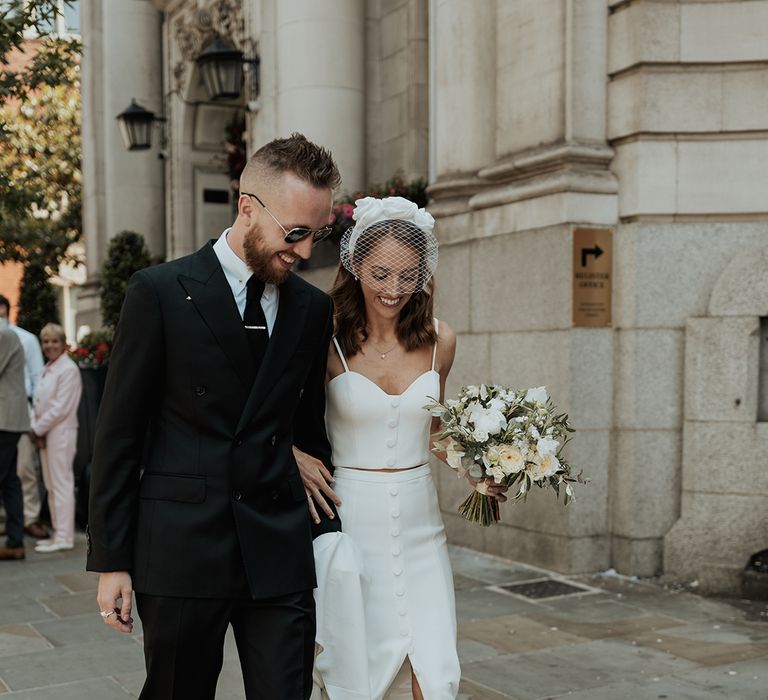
[{"left": 86, "top": 241, "right": 339, "bottom": 599}]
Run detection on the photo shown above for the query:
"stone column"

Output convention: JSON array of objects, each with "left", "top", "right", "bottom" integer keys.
[
  {"left": 79, "top": 0, "right": 164, "bottom": 331},
  {"left": 431, "top": 0, "right": 496, "bottom": 180},
  {"left": 274, "top": 0, "right": 365, "bottom": 191},
  {"left": 101, "top": 0, "right": 165, "bottom": 259}
]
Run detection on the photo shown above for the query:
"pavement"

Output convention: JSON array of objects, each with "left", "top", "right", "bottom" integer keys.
[{"left": 0, "top": 533, "right": 766, "bottom": 699}]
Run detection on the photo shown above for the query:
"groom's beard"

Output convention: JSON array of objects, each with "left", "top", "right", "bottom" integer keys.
[{"left": 243, "top": 222, "right": 291, "bottom": 285}]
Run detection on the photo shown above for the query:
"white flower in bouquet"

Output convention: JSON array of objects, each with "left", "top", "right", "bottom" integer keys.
[
  {"left": 482, "top": 446, "right": 501, "bottom": 469},
  {"left": 497, "top": 445, "right": 525, "bottom": 474},
  {"left": 467, "top": 403, "right": 507, "bottom": 438},
  {"left": 528, "top": 452, "right": 561, "bottom": 481},
  {"left": 536, "top": 435, "right": 560, "bottom": 457},
  {"left": 444, "top": 439, "right": 466, "bottom": 472},
  {"left": 525, "top": 386, "right": 549, "bottom": 404},
  {"left": 488, "top": 465, "right": 506, "bottom": 484}
]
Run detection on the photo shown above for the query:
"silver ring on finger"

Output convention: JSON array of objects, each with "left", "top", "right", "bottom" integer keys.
[{"left": 99, "top": 610, "right": 115, "bottom": 619}]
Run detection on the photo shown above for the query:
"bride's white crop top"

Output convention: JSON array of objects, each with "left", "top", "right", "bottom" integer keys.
[{"left": 325, "top": 322, "right": 439, "bottom": 470}]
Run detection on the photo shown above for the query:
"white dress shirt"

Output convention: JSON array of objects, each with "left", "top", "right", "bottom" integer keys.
[{"left": 212, "top": 228, "right": 279, "bottom": 335}]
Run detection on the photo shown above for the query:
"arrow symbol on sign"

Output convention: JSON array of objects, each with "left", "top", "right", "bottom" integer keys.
[{"left": 581, "top": 244, "right": 603, "bottom": 267}]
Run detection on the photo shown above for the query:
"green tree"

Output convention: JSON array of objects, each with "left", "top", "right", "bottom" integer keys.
[
  {"left": 0, "top": 1, "right": 79, "bottom": 102},
  {"left": 0, "top": 47, "right": 81, "bottom": 270},
  {"left": 100, "top": 231, "right": 152, "bottom": 329},
  {"left": 16, "top": 261, "right": 59, "bottom": 337}
]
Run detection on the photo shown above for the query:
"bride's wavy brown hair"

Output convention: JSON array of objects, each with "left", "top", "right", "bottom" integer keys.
[{"left": 330, "top": 222, "right": 437, "bottom": 358}]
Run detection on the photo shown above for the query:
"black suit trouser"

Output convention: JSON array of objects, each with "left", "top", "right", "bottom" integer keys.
[
  {"left": 0, "top": 431, "right": 23, "bottom": 549},
  {"left": 136, "top": 589, "right": 315, "bottom": 700}
]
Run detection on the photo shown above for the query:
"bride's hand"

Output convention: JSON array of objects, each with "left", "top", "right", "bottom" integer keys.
[
  {"left": 292, "top": 446, "right": 342, "bottom": 524},
  {"left": 465, "top": 474, "right": 508, "bottom": 502}
]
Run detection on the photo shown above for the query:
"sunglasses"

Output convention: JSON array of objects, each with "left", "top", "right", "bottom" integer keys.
[{"left": 242, "top": 192, "right": 333, "bottom": 245}]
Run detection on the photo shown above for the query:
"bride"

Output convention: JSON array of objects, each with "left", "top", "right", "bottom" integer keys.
[{"left": 296, "top": 197, "right": 504, "bottom": 699}]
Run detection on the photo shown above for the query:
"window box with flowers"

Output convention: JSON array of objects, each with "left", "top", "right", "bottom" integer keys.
[{"left": 70, "top": 329, "right": 112, "bottom": 527}]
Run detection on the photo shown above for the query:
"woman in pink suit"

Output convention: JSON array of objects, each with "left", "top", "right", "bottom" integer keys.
[{"left": 30, "top": 323, "right": 82, "bottom": 553}]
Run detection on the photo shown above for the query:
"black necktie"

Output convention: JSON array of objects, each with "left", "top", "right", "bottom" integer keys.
[{"left": 244, "top": 275, "right": 269, "bottom": 372}]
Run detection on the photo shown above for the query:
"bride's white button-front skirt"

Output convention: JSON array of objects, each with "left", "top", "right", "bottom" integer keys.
[{"left": 313, "top": 465, "right": 460, "bottom": 700}]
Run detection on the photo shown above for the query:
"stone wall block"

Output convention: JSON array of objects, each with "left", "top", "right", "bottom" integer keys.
[
  {"left": 447, "top": 333, "right": 491, "bottom": 397},
  {"left": 608, "top": 2, "right": 680, "bottom": 74},
  {"left": 608, "top": 71, "right": 722, "bottom": 140},
  {"left": 709, "top": 245, "right": 768, "bottom": 317},
  {"left": 676, "top": 140, "right": 768, "bottom": 215},
  {"left": 563, "top": 429, "right": 610, "bottom": 536},
  {"left": 664, "top": 492, "right": 768, "bottom": 588},
  {"left": 684, "top": 317, "right": 760, "bottom": 422},
  {"left": 722, "top": 68, "right": 768, "bottom": 132},
  {"left": 611, "top": 536, "right": 664, "bottom": 578},
  {"left": 490, "top": 331, "right": 571, "bottom": 410},
  {"left": 612, "top": 429, "right": 682, "bottom": 539},
  {"left": 496, "top": 0, "right": 564, "bottom": 156},
  {"left": 435, "top": 242, "right": 472, "bottom": 334},
  {"left": 380, "top": 4, "right": 408, "bottom": 58},
  {"left": 615, "top": 329, "right": 684, "bottom": 430},
  {"left": 612, "top": 141, "right": 677, "bottom": 217},
  {"left": 471, "top": 228, "right": 572, "bottom": 332},
  {"left": 380, "top": 50, "right": 408, "bottom": 100},
  {"left": 613, "top": 223, "right": 768, "bottom": 329},
  {"left": 681, "top": 421, "right": 768, "bottom": 496},
  {"left": 680, "top": 1, "right": 768, "bottom": 63},
  {"left": 569, "top": 329, "right": 613, "bottom": 429}
]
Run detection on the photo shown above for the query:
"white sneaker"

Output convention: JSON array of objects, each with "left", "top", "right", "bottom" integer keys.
[{"left": 34, "top": 541, "right": 74, "bottom": 553}]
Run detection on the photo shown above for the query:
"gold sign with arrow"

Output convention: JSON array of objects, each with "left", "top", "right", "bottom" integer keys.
[{"left": 572, "top": 227, "right": 612, "bottom": 327}]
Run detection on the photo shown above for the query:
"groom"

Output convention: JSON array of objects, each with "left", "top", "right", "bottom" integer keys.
[{"left": 87, "top": 133, "right": 341, "bottom": 699}]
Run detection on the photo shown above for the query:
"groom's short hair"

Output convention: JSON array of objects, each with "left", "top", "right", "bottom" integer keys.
[{"left": 240, "top": 132, "right": 341, "bottom": 193}]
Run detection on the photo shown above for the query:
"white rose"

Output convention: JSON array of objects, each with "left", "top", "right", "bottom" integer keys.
[
  {"left": 528, "top": 453, "right": 561, "bottom": 481},
  {"left": 469, "top": 407, "right": 507, "bottom": 437},
  {"left": 525, "top": 386, "right": 549, "bottom": 405},
  {"left": 471, "top": 427, "right": 489, "bottom": 443},
  {"left": 497, "top": 445, "right": 525, "bottom": 474},
  {"left": 536, "top": 436, "right": 560, "bottom": 457}
]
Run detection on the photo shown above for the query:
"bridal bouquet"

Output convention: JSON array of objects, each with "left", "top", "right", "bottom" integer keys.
[{"left": 425, "top": 384, "right": 583, "bottom": 526}]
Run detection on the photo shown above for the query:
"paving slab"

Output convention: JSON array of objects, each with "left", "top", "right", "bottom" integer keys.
[
  {"left": 0, "top": 537, "right": 765, "bottom": 699},
  {"left": 0, "top": 677, "right": 132, "bottom": 699}
]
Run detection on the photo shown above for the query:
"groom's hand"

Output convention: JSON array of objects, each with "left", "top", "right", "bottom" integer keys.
[
  {"left": 97, "top": 571, "right": 134, "bottom": 633},
  {"left": 293, "top": 446, "right": 341, "bottom": 524}
]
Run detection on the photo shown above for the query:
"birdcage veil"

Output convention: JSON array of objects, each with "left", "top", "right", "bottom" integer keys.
[{"left": 340, "top": 196, "right": 438, "bottom": 293}]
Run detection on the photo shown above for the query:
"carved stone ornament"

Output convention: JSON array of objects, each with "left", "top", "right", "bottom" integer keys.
[{"left": 173, "top": 0, "right": 247, "bottom": 92}]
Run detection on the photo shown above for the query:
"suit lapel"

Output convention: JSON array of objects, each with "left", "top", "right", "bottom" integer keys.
[
  {"left": 177, "top": 242, "right": 253, "bottom": 387},
  {"left": 236, "top": 273, "right": 310, "bottom": 434}
]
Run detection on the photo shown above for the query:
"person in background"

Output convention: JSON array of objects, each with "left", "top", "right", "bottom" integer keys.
[
  {"left": 0, "top": 323, "right": 31, "bottom": 560},
  {"left": 0, "top": 294, "right": 46, "bottom": 539},
  {"left": 30, "top": 323, "right": 83, "bottom": 553}
]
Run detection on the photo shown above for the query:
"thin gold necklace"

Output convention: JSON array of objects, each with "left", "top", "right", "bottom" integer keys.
[{"left": 368, "top": 339, "right": 399, "bottom": 360}]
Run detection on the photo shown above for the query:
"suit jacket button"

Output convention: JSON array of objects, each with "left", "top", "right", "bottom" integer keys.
[
  {"left": 271, "top": 490, "right": 279, "bottom": 500},
  {"left": 194, "top": 385, "right": 206, "bottom": 396},
  {"left": 232, "top": 490, "right": 242, "bottom": 501},
  {"left": 271, "top": 435, "right": 276, "bottom": 446},
  {"left": 234, "top": 437, "right": 243, "bottom": 447}
]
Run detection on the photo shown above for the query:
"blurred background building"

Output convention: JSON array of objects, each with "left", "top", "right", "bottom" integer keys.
[{"left": 76, "top": 0, "right": 768, "bottom": 596}]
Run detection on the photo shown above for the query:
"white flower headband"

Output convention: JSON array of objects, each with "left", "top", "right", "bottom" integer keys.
[{"left": 340, "top": 196, "right": 439, "bottom": 293}]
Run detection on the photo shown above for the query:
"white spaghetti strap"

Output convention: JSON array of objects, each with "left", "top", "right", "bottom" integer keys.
[
  {"left": 431, "top": 318, "right": 439, "bottom": 371},
  {"left": 332, "top": 336, "right": 350, "bottom": 372}
]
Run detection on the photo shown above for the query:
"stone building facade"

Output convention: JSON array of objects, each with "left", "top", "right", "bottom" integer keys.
[{"left": 79, "top": 0, "right": 768, "bottom": 595}]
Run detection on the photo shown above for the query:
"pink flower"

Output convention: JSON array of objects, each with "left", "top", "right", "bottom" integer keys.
[{"left": 342, "top": 203, "right": 354, "bottom": 218}]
